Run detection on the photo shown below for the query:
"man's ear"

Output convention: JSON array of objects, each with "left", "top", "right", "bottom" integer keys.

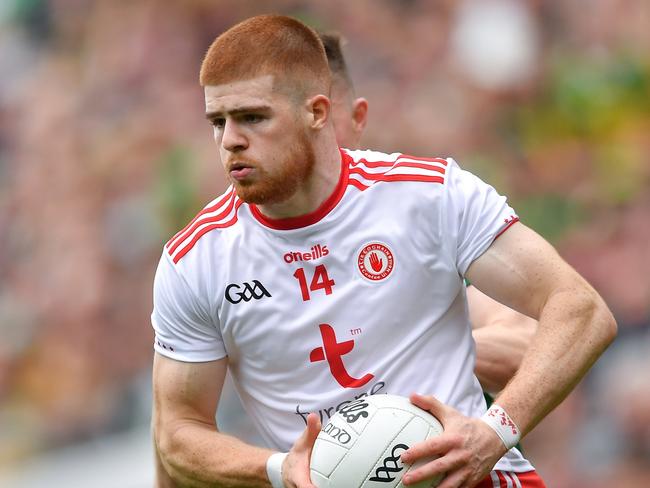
[
  {"left": 306, "top": 94, "right": 331, "bottom": 130},
  {"left": 351, "top": 97, "right": 368, "bottom": 133}
]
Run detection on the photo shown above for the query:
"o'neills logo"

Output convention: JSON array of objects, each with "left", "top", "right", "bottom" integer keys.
[
  {"left": 283, "top": 244, "right": 329, "bottom": 264},
  {"left": 357, "top": 242, "right": 394, "bottom": 281}
]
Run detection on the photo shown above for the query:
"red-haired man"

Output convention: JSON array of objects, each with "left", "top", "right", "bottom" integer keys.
[{"left": 151, "top": 15, "right": 616, "bottom": 488}]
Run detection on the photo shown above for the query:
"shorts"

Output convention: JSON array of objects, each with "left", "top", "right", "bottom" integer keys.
[{"left": 476, "top": 470, "right": 546, "bottom": 488}]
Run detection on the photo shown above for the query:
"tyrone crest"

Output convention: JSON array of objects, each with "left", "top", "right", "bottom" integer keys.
[{"left": 357, "top": 242, "right": 395, "bottom": 282}]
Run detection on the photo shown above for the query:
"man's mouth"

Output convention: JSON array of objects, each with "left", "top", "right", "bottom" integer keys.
[{"left": 229, "top": 162, "right": 254, "bottom": 180}]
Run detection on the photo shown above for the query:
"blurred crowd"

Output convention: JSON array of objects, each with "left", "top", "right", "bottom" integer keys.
[{"left": 0, "top": 0, "right": 648, "bottom": 486}]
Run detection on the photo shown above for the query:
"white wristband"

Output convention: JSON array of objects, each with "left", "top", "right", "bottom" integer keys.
[
  {"left": 266, "top": 452, "right": 288, "bottom": 488},
  {"left": 480, "top": 404, "right": 521, "bottom": 450}
]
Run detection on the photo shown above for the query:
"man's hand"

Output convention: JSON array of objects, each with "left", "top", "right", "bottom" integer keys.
[
  {"left": 401, "top": 394, "right": 507, "bottom": 488},
  {"left": 283, "top": 413, "right": 322, "bottom": 488}
]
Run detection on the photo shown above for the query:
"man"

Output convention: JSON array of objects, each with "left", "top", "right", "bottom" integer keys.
[
  {"left": 151, "top": 15, "right": 616, "bottom": 488},
  {"left": 152, "top": 32, "right": 535, "bottom": 487},
  {"left": 319, "top": 32, "right": 537, "bottom": 394}
]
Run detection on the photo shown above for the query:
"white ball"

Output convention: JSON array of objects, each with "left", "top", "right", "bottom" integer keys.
[{"left": 310, "top": 394, "right": 444, "bottom": 488}]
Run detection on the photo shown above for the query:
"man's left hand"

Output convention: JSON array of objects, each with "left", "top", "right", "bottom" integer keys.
[{"left": 401, "top": 393, "right": 508, "bottom": 488}]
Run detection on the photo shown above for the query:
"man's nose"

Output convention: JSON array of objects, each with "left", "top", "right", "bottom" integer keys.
[{"left": 221, "top": 120, "right": 248, "bottom": 152}]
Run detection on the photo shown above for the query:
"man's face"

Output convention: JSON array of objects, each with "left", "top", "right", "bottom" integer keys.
[{"left": 204, "top": 75, "right": 315, "bottom": 205}]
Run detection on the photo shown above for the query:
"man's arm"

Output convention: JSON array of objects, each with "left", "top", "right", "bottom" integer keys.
[
  {"left": 468, "top": 286, "right": 537, "bottom": 393},
  {"left": 153, "top": 406, "right": 177, "bottom": 487},
  {"left": 153, "top": 353, "right": 322, "bottom": 488},
  {"left": 153, "top": 354, "right": 271, "bottom": 486},
  {"left": 468, "top": 223, "right": 616, "bottom": 434},
  {"left": 401, "top": 222, "right": 616, "bottom": 487}
]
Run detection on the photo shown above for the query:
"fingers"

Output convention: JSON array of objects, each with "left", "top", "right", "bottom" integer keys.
[
  {"left": 291, "top": 469, "right": 318, "bottom": 488},
  {"left": 305, "top": 413, "right": 322, "bottom": 448},
  {"left": 402, "top": 396, "right": 460, "bottom": 487},
  {"left": 295, "top": 413, "right": 321, "bottom": 448},
  {"left": 286, "top": 416, "right": 321, "bottom": 488},
  {"left": 285, "top": 414, "right": 322, "bottom": 488},
  {"left": 402, "top": 395, "right": 500, "bottom": 488},
  {"left": 401, "top": 433, "right": 462, "bottom": 464},
  {"left": 402, "top": 444, "right": 466, "bottom": 486},
  {"left": 410, "top": 392, "right": 449, "bottom": 420}
]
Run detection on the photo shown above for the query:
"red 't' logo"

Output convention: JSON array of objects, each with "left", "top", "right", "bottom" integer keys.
[{"left": 309, "top": 324, "right": 374, "bottom": 388}]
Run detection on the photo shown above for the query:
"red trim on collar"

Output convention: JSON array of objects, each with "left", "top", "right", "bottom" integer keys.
[{"left": 250, "top": 149, "right": 350, "bottom": 230}]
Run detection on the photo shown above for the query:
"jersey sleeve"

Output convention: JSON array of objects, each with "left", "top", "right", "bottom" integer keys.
[
  {"left": 151, "top": 252, "right": 227, "bottom": 362},
  {"left": 442, "top": 158, "right": 518, "bottom": 276}
]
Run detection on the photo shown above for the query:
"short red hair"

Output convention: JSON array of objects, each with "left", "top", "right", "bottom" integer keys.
[{"left": 200, "top": 15, "right": 330, "bottom": 99}]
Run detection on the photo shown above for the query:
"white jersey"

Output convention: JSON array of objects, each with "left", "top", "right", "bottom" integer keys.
[{"left": 152, "top": 149, "right": 532, "bottom": 472}]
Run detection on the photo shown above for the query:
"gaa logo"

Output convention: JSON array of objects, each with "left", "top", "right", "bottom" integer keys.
[
  {"left": 357, "top": 242, "right": 395, "bottom": 282},
  {"left": 225, "top": 280, "right": 271, "bottom": 304}
]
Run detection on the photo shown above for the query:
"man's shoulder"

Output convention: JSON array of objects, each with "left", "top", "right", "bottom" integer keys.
[
  {"left": 163, "top": 186, "right": 243, "bottom": 265},
  {"left": 342, "top": 148, "right": 452, "bottom": 191}
]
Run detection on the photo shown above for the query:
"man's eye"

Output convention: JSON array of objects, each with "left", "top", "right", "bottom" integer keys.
[
  {"left": 212, "top": 118, "right": 225, "bottom": 128},
  {"left": 243, "top": 114, "right": 263, "bottom": 123}
]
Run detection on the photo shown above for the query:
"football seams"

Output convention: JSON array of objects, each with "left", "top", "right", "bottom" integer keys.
[
  {"left": 333, "top": 408, "right": 412, "bottom": 487},
  {"left": 310, "top": 394, "right": 444, "bottom": 488}
]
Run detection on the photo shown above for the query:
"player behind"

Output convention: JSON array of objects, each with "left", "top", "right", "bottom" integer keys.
[
  {"left": 151, "top": 15, "right": 616, "bottom": 488},
  {"left": 319, "top": 32, "right": 537, "bottom": 394}
]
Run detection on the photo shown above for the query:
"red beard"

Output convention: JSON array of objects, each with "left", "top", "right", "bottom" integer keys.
[{"left": 227, "top": 130, "right": 315, "bottom": 205}]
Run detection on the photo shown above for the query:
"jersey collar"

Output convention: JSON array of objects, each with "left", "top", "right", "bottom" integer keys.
[{"left": 250, "top": 148, "right": 350, "bottom": 230}]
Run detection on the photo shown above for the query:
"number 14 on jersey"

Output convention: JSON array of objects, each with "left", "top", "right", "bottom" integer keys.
[{"left": 293, "top": 265, "right": 335, "bottom": 301}]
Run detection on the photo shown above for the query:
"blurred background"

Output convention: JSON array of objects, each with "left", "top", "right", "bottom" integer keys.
[{"left": 0, "top": 0, "right": 648, "bottom": 486}]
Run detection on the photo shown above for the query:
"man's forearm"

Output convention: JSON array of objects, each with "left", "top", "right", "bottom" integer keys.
[
  {"left": 154, "top": 436, "right": 178, "bottom": 487},
  {"left": 494, "top": 284, "right": 616, "bottom": 437},
  {"left": 156, "top": 420, "right": 275, "bottom": 488}
]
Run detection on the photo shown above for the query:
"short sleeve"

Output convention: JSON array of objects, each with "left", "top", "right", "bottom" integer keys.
[
  {"left": 151, "top": 252, "right": 226, "bottom": 362},
  {"left": 442, "top": 159, "right": 518, "bottom": 275}
]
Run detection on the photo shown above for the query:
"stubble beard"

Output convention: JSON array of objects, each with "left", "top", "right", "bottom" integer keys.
[{"left": 229, "top": 129, "right": 316, "bottom": 206}]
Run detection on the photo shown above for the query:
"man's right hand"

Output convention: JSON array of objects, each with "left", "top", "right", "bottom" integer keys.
[{"left": 283, "top": 413, "right": 322, "bottom": 488}]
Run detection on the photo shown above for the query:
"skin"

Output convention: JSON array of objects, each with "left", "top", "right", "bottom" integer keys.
[
  {"left": 328, "top": 76, "right": 368, "bottom": 149},
  {"left": 153, "top": 74, "right": 617, "bottom": 487},
  {"left": 204, "top": 75, "right": 341, "bottom": 219}
]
